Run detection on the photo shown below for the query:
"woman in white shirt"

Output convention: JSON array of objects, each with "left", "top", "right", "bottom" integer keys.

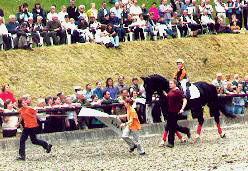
[{"left": 2, "top": 99, "right": 18, "bottom": 138}]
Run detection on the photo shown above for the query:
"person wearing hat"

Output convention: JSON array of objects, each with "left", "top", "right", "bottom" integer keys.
[
  {"left": 212, "top": 73, "right": 225, "bottom": 94},
  {"left": 174, "top": 59, "right": 191, "bottom": 99}
]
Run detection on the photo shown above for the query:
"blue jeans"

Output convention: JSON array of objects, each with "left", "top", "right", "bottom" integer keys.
[{"left": 110, "top": 36, "right": 119, "bottom": 47}]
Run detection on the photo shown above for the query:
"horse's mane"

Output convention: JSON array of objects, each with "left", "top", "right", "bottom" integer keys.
[
  {"left": 148, "top": 74, "right": 169, "bottom": 84},
  {"left": 147, "top": 74, "right": 169, "bottom": 92}
]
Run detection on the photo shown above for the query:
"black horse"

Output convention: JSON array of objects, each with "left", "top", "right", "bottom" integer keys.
[{"left": 141, "top": 74, "right": 236, "bottom": 138}]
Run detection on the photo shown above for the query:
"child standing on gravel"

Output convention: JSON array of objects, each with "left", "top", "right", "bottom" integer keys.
[
  {"left": 16, "top": 98, "right": 52, "bottom": 161},
  {"left": 119, "top": 98, "right": 145, "bottom": 155}
]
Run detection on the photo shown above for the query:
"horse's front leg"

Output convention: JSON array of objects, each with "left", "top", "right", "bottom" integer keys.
[{"left": 193, "top": 107, "right": 204, "bottom": 139}]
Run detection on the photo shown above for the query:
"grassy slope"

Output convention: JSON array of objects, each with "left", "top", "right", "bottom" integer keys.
[{"left": 0, "top": 34, "right": 247, "bottom": 98}]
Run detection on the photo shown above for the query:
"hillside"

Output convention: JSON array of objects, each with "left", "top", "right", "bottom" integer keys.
[{"left": 0, "top": 34, "right": 247, "bottom": 98}]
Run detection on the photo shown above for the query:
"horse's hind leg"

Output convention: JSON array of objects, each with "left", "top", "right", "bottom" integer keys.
[{"left": 209, "top": 105, "right": 226, "bottom": 138}]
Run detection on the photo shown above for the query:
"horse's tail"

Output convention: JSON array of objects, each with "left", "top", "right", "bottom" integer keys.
[
  {"left": 217, "top": 95, "right": 237, "bottom": 118},
  {"left": 196, "top": 82, "right": 236, "bottom": 118},
  {"left": 208, "top": 84, "right": 236, "bottom": 118}
]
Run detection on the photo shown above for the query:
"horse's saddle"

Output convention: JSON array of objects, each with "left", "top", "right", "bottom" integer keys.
[{"left": 188, "top": 84, "right": 200, "bottom": 99}]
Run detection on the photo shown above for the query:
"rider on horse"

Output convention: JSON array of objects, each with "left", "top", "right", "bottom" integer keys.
[{"left": 174, "top": 59, "right": 191, "bottom": 99}]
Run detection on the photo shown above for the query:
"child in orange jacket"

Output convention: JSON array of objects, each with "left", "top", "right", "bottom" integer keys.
[{"left": 118, "top": 98, "right": 145, "bottom": 155}]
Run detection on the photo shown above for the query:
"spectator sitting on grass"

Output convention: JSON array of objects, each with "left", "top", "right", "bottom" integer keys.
[
  {"left": 83, "top": 83, "right": 94, "bottom": 101},
  {"left": 201, "top": 10, "right": 215, "bottom": 33},
  {"left": 95, "top": 24, "right": 113, "bottom": 48},
  {"left": 64, "top": 96, "right": 78, "bottom": 131},
  {"left": 47, "top": 15, "right": 67, "bottom": 45},
  {"left": 93, "top": 81, "right": 103, "bottom": 99},
  {"left": 129, "top": 16, "right": 145, "bottom": 40},
  {"left": 6, "top": 15, "right": 19, "bottom": 35},
  {"left": 230, "top": 14, "right": 241, "bottom": 33},
  {"left": 106, "top": 23, "right": 120, "bottom": 48},
  {"left": 27, "top": 17, "right": 42, "bottom": 47},
  {"left": 233, "top": 84, "right": 246, "bottom": 115},
  {"left": 15, "top": 22, "right": 33, "bottom": 50},
  {"left": 103, "top": 78, "right": 119, "bottom": 100},
  {"left": 2, "top": 99, "right": 18, "bottom": 138},
  {"left": 33, "top": 16, "right": 53, "bottom": 46}
]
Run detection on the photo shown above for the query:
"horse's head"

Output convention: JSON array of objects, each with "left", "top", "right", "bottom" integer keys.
[
  {"left": 141, "top": 76, "right": 153, "bottom": 104},
  {"left": 141, "top": 74, "right": 170, "bottom": 104}
]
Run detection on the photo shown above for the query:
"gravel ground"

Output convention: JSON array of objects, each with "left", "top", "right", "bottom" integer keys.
[{"left": 0, "top": 124, "right": 248, "bottom": 171}]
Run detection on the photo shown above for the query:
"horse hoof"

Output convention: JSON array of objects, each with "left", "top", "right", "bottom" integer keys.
[{"left": 221, "top": 134, "right": 226, "bottom": 138}]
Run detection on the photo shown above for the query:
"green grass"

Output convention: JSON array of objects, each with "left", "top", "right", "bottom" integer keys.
[{"left": 0, "top": 34, "right": 247, "bottom": 99}]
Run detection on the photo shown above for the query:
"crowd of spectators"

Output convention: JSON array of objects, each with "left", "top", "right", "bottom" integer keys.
[
  {"left": 0, "top": 76, "right": 147, "bottom": 138},
  {"left": 1, "top": 0, "right": 247, "bottom": 50},
  {"left": 0, "top": 73, "right": 247, "bottom": 138},
  {"left": 212, "top": 73, "right": 248, "bottom": 114}
]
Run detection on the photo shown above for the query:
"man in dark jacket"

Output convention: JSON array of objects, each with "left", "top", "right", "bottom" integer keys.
[
  {"left": 47, "top": 15, "right": 66, "bottom": 45},
  {"left": 98, "top": 1, "right": 110, "bottom": 24},
  {"left": 67, "top": 0, "right": 79, "bottom": 22}
]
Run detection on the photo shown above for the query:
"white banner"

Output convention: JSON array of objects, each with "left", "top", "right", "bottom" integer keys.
[{"left": 78, "top": 107, "right": 123, "bottom": 136}]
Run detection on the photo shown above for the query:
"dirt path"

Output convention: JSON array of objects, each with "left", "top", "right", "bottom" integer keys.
[{"left": 0, "top": 124, "right": 248, "bottom": 170}]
